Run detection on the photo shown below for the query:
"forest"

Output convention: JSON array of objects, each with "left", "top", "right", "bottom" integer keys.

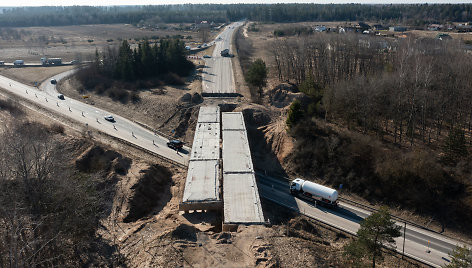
[
  {"left": 276, "top": 33, "right": 472, "bottom": 230},
  {"left": 1, "top": 4, "right": 472, "bottom": 27},
  {"left": 77, "top": 38, "right": 193, "bottom": 103}
]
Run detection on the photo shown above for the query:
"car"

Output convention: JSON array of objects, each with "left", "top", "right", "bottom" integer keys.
[
  {"left": 50, "top": 79, "right": 57, "bottom": 84},
  {"left": 104, "top": 115, "right": 115, "bottom": 122},
  {"left": 57, "top": 94, "right": 65, "bottom": 100},
  {"left": 197, "top": 45, "right": 202, "bottom": 48},
  {"left": 203, "top": 55, "right": 211, "bottom": 58},
  {"left": 167, "top": 139, "right": 183, "bottom": 150}
]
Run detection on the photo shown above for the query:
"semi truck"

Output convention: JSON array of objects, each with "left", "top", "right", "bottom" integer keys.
[
  {"left": 41, "top": 57, "right": 62, "bottom": 66},
  {"left": 289, "top": 178, "right": 338, "bottom": 208}
]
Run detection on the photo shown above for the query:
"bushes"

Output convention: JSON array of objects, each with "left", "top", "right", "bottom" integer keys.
[{"left": 288, "top": 119, "right": 471, "bottom": 227}]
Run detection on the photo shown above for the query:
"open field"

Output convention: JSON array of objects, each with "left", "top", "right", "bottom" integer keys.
[{"left": 0, "top": 23, "right": 222, "bottom": 62}]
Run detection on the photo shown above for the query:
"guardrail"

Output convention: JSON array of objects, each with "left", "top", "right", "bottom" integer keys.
[{"left": 258, "top": 192, "right": 439, "bottom": 268}]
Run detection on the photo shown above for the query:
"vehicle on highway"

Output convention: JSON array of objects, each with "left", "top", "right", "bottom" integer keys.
[
  {"left": 185, "top": 46, "right": 191, "bottom": 50},
  {"left": 167, "top": 139, "right": 183, "bottom": 150},
  {"left": 13, "top": 60, "right": 24, "bottom": 66},
  {"left": 220, "top": 49, "right": 230, "bottom": 57},
  {"left": 104, "top": 115, "right": 115, "bottom": 122},
  {"left": 290, "top": 178, "right": 338, "bottom": 208},
  {"left": 0, "top": 61, "right": 4, "bottom": 65},
  {"left": 57, "top": 94, "right": 65, "bottom": 100},
  {"left": 197, "top": 45, "right": 202, "bottom": 48},
  {"left": 203, "top": 55, "right": 211, "bottom": 58},
  {"left": 50, "top": 79, "right": 57, "bottom": 84}
]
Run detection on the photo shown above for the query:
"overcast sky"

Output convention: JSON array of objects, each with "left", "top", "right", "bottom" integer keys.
[{"left": 0, "top": 0, "right": 471, "bottom": 6}]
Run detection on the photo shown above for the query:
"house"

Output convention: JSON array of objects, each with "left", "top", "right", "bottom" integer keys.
[
  {"left": 389, "top": 26, "right": 408, "bottom": 32},
  {"left": 372, "top": 24, "right": 386, "bottom": 31},
  {"left": 428, "top": 24, "right": 443, "bottom": 31}
]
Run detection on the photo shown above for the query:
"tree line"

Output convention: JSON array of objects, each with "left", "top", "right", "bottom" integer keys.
[
  {"left": 275, "top": 34, "right": 472, "bottom": 155},
  {"left": 276, "top": 33, "right": 472, "bottom": 230},
  {"left": 1, "top": 4, "right": 472, "bottom": 27},
  {"left": 78, "top": 38, "right": 193, "bottom": 102}
]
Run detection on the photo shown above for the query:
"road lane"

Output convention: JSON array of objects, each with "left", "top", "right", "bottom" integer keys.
[
  {"left": 256, "top": 173, "right": 464, "bottom": 267},
  {"left": 0, "top": 74, "right": 190, "bottom": 166},
  {"left": 202, "top": 21, "right": 244, "bottom": 95}
]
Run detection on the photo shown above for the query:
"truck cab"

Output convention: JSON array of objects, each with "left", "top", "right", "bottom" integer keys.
[{"left": 290, "top": 178, "right": 303, "bottom": 194}]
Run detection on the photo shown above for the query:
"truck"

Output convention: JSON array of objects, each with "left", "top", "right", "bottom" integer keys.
[
  {"left": 289, "top": 178, "right": 338, "bottom": 208},
  {"left": 13, "top": 60, "right": 24, "bottom": 66},
  {"left": 220, "top": 48, "right": 229, "bottom": 57},
  {"left": 41, "top": 57, "right": 62, "bottom": 66}
]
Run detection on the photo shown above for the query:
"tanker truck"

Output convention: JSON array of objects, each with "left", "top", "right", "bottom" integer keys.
[{"left": 289, "top": 178, "right": 338, "bottom": 208}]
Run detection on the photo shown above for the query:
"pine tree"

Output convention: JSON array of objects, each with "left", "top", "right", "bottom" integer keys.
[
  {"left": 344, "top": 207, "right": 401, "bottom": 268},
  {"left": 245, "top": 59, "right": 268, "bottom": 99}
]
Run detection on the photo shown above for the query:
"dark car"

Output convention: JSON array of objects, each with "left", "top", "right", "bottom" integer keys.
[
  {"left": 50, "top": 79, "right": 57, "bottom": 84},
  {"left": 167, "top": 139, "right": 183, "bottom": 150},
  {"left": 57, "top": 94, "right": 65, "bottom": 100},
  {"left": 104, "top": 115, "right": 115, "bottom": 122}
]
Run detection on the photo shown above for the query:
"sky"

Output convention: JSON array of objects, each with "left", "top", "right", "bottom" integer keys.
[{"left": 0, "top": 0, "right": 471, "bottom": 6}]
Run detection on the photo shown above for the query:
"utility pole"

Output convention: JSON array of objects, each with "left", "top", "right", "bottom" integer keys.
[{"left": 402, "top": 221, "right": 406, "bottom": 259}]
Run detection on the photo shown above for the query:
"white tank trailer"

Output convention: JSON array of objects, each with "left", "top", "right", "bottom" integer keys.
[{"left": 290, "top": 178, "right": 338, "bottom": 208}]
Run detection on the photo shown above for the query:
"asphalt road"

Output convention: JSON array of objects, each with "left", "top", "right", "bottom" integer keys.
[
  {"left": 202, "top": 21, "right": 244, "bottom": 95},
  {"left": 256, "top": 173, "right": 463, "bottom": 267},
  {"left": 0, "top": 73, "right": 190, "bottom": 166}
]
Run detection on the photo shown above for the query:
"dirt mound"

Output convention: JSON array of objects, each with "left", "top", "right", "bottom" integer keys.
[
  {"left": 172, "top": 224, "right": 198, "bottom": 242},
  {"left": 261, "top": 119, "right": 294, "bottom": 163},
  {"left": 241, "top": 106, "right": 272, "bottom": 127},
  {"left": 288, "top": 217, "right": 321, "bottom": 237},
  {"left": 75, "top": 145, "right": 131, "bottom": 175},
  {"left": 268, "top": 83, "right": 306, "bottom": 108},
  {"left": 123, "top": 164, "right": 173, "bottom": 222}
]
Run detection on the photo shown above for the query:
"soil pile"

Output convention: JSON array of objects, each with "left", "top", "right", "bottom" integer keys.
[
  {"left": 75, "top": 145, "right": 131, "bottom": 175},
  {"left": 267, "top": 83, "right": 304, "bottom": 108},
  {"left": 123, "top": 164, "right": 173, "bottom": 222}
]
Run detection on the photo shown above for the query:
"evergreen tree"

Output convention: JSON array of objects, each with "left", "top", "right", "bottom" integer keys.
[
  {"left": 245, "top": 59, "right": 268, "bottom": 99},
  {"left": 344, "top": 207, "right": 401, "bottom": 268},
  {"left": 442, "top": 126, "right": 468, "bottom": 164},
  {"left": 115, "top": 40, "right": 135, "bottom": 81},
  {"left": 443, "top": 244, "right": 472, "bottom": 268},
  {"left": 286, "top": 100, "right": 303, "bottom": 130}
]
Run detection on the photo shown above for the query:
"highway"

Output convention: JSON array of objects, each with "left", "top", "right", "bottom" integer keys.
[
  {"left": 256, "top": 173, "right": 462, "bottom": 267},
  {"left": 0, "top": 73, "right": 190, "bottom": 166},
  {"left": 202, "top": 21, "right": 244, "bottom": 95}
]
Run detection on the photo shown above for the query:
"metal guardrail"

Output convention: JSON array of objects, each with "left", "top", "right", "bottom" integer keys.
[{"left": 258, "top": 192, "right": 439, "bottom": 268}]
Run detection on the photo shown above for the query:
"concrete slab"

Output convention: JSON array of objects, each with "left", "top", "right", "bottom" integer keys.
[
  {"left": 190, "top": 122, "right": 220, "bottom": 161},
  {"left": 197, "top": 106, "right": 220, "bottom": 123},
  {"left": 182, "top": 160, "right": 220, "bottom": 203},
  {"left": 222, "top": 112, "right": 245, "bottom": 131},
  {"left": 223, "top": 173, "right": 264, "bottom": 224},
  {"left": 222, "top": 130, "right": 253, "bottom": 173}
]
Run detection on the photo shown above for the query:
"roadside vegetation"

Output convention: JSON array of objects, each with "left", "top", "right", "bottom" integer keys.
[
  {"left": 278, "top": 33, "right": 472, "bottom": 231},
  {"left": 77, "top": 38, "right": 194, "bottom": 103},
  {"left": 344, "top": 207, "right": 401, "bottom": 268},
  {"left": 0, "top": 120, "right": 121, "bottom": 267}
]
